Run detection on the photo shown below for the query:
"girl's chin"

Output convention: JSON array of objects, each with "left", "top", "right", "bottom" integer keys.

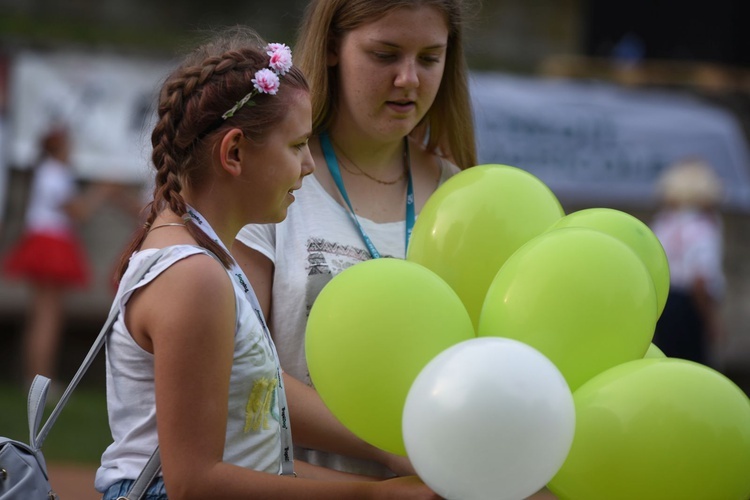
[
  {"left": 374, "top": 121, "right": 421, "bottom": 141},
  {"left": 254, "top": 206, "right": 288, "bottom": 225}
]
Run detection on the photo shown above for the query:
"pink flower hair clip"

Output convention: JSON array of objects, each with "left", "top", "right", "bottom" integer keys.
[{"left": 221, "top": 43, "right": 293, "bottom": 120}]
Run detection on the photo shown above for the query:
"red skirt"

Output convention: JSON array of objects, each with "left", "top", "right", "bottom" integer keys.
[{"left": 2, "top": 231, "right": 91, "bottom": 287}]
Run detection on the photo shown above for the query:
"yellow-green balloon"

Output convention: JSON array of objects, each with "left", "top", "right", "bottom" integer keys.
[
  {"left": 548, "top": 358, "right": 750, "bottom": 500},
  {"left": 407, "top": 164, "right": 564, "bottom": 329},
  {"left": 549, "top": 208, "right": 670, "bottom": 317},
  {"left": 644, "top": 343, "right": 666, "bottom": 358},
  {"left": 478, "top": 227, "right": 657, "bottom": 391},
  {"left": 305, "top": 258, "right": 475, "bottom": 456}
]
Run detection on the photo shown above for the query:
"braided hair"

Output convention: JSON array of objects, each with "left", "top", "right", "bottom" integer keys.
[{"left": 116, "top": 27, "right": 308, "bottom": 280}]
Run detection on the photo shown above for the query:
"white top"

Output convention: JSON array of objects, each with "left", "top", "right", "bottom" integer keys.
[
  {"left": 25, "top": 157, "right": 77, "bottom": 233},
  {"left": 236, "top": 160, "right": 458, "bottom": 476},
  {"left": 96, "top": 245, "right": 284, "bottom": 492},
  {"left": 651, "top": 208, "right": 725, "bottom": 300}
]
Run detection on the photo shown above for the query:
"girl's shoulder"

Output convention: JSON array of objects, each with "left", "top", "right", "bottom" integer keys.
[
  {"left": 409, "top": 139, "right": 460, "bottom": 186},
  {"left": 125, "top": 245, "right": 225, "bottom": 289},
  {"left": 436, "top": 156, "right": 461, "bottom": 183}
]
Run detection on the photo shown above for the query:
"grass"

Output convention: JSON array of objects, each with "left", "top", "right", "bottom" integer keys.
[{"left": 0, "top": 383, "right": 111, "bottom": 464}]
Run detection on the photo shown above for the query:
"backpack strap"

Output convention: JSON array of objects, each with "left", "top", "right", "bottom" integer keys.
[
  {"left": 30, "top": 248, "right": 172, "bottom": 498},
  {"left": 27, "top": 375, "right": 50, "bottom": 450},
  {"left": 34, "top": 248, "right": 170, "bottom": 446},
  {"left": 26, "top": 375, "right": 52, "bottom": 477},
  {"left": 119, "top": 447, "right": 162, "bottom": 500}
]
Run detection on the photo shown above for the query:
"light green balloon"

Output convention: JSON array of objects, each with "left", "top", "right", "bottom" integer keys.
[
  {"left": 305, "top": 258, "right": 475, "bottom": 456},
  {"left": 549, "top": 208, "right": 670, "bottom": 317},
  {"left": 478, "top": 227, "right": 657, "bottom": 391},
  {"left": 548, "top": 358, "right": 750, "bottom": 500},
  {"left": 644, "top": 343, "right": 666, "bottom": 358},
  {"left": 407, "top": 164, "right": 564, "bottom": 330}
]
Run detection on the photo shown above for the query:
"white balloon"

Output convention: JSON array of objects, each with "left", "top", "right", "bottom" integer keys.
[{"left": 403, "top": 337, "right": 575, "bottom": 500}]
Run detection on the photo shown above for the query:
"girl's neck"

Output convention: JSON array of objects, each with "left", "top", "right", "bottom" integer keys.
[
  {"left": 325, "top": 126, "right": 405, "bottom": 175},
  {"left": 178, "top": 194, "right": 240, "bottom": 250}
]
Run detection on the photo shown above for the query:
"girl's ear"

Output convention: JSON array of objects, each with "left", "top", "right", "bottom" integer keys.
[
  {"left": 218, "top": 128, "right": 245, "bottom": 177},
  {"left": 326, "top": 36, "right": 339, "bottom": 67}
]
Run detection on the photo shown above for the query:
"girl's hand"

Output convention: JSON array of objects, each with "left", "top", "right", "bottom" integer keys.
[
  {"left": 374, "top": 476, "right": 442, "bottom": 499},
  {"left": 380, "top": 451, "right": 418, "bottom": 477}
]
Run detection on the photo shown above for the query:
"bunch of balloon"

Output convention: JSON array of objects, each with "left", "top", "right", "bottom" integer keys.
[
  {"left": 305, "top": 258, "right": 475, "bottom": 455},
  {"left": 402, "top": 337, "right": 576, "bottom": 500},
  {"left": 548, "top": 207, "right": 670, "bottom": 317},
  {"left": 478, "top": 226, "right": 658, "bottom": 391},
  {"left": 644, "top": 342, "right": 666, "bottom": 358},
  {"left": 406, "top": 164, "right": 565, "bottom": 329},
  {"left": 547, "top": 358, "right": 750, "bottom": 500}
]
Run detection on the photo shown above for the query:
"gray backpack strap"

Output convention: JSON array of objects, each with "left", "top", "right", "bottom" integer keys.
[
  {"left": 27, "top": 376, "right": 50, "bottom": 451},
  {"left": 30, "top": 248, "right": 170, "bottom": 497},
  {"left": 26, "top": 375, "right": 52, "bottom": 476},
  {"left": 119, "top": 447, "right": 161, "bottom": 500},
  {"left": 35, "top": 248, "right": 170, "bottom": 446}
]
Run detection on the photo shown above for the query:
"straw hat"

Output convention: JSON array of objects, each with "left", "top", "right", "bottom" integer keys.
[{"left": 657, "top": 158, "right": 723, "bottom": 208}]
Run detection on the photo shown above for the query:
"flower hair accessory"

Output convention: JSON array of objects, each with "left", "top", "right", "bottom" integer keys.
[{"left": 221, "top": 43, "right": 293, "bottom": 120}]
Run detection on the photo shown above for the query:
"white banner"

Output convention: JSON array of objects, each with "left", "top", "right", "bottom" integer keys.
[
  {"left": 471, "top": 73, "right": 750, "bottom": 212},
  {"left": 7, "top": 51, "right": 173, "bottom": 183},
  {"left": 7, "top": 60, "right": 750, "bottom": 209}
]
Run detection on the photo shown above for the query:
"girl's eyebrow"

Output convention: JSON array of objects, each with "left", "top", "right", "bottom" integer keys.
[
  {"left": 293, "top": 130, "right": 313, "bottom": 143},
  {"left": 371, "top": 40, "right": 447, "bottom": 50}
]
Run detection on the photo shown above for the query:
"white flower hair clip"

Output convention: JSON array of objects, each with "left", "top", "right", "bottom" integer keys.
[{"left": 221, "top": 43, "right": 293, "bottom": 120}]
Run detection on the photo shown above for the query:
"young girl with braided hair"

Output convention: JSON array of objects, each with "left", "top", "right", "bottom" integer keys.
[{"left": 96, "top": 27, "right": 439, "bottom": 500}]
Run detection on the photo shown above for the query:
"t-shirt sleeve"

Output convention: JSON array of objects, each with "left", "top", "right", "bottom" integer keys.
[
  {"left": 437, "top": 157, "right": 461, "bottom": 184},
  {"left": 236, "top": 223, "right": 277, "bottom": 264}
]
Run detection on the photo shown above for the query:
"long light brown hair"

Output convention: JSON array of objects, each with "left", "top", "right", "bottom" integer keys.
[{"left": 296, "top": 0, "right": 477, "bottom": 169}]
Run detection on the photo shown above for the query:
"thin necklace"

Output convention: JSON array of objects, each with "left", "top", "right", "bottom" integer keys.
[
  {"left": 148, "top": 222, "right": 186, "bottom": 231},
  {"left": 331, "top": 138, "right": 407, "bottom": 185},
  {"left": 320, "top": 132, "right": 414, "bottom": 258}
]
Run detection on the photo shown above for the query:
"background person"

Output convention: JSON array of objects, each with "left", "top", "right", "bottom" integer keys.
[
  {"left": 2, "top": 126, "right": 112, "bottom": 389},
  {"left": 651, "top": 157, "right": 726, "bottom": 366}
]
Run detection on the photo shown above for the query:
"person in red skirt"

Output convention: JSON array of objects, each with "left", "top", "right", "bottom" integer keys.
[{"left": 3, "top": 126, "right": 111, "bottom": 388}]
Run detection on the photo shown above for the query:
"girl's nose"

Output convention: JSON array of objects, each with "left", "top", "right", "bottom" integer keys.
[
  {"left": 301, "top": 146, "right": 315, "bottom": 177},
  {"left": 394, "top": 60, "right": 419, "bottom": 89}
]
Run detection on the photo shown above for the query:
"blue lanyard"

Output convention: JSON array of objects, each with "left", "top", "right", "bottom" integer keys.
[{"left": 319, "top": 132, "right": 415, "bottom": 259}]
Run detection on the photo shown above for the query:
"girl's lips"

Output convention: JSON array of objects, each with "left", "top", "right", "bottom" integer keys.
[{"left": 387, "top": 101, "right": 416, "bottom": 113}]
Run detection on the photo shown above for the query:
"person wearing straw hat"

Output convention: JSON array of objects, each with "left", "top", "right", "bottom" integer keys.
[{"left": 651, "top": 157, "right": 725, "bottom": 366}]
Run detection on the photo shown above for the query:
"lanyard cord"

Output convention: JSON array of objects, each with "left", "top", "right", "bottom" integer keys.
[
  {"left": 319, "top": 132, "right": 415, "bottom": 259},
  {"left": 184, "top": 206, "right": 295, "bottom": 476}
]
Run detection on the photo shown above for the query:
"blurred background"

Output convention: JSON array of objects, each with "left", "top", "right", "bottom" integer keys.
[
  {"left": 2, "top": 0, "right": 749, "bottom": 393},
  {"left": 0, "top": 0, "right": 748, "bottom": 493}
]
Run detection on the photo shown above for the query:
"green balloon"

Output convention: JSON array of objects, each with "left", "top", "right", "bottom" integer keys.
[
  {"left": 548, "top": 359, "right": 750, "bottom": 500},
  {"left": 305, "top": 258, "right": 475, "bottom": 456},
  {"left": 644, "top": 343, "right": 666, "bottom": 359},
  {"left": 550, "top": 208, "right": 670, "bottom": 317},
  {"left": 407, "top": 164, "right": 564, "bottom": 329},
  {"left": 478, "top": 227, "right": 657, "bottom": 391}
]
